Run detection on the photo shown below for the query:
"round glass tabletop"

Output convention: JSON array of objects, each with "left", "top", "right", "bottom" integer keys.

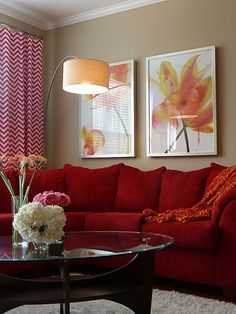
[{"left": 0, "top": 231, "right": 174, "bottom": 262}]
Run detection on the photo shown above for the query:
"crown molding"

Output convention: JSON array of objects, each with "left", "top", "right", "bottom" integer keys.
[
  {"left": 0, "top": 0, "right": 166, "bottom": 31},
  {"left": 46, "top": 0, "right": 166, "bottom": 30},
  {"left": 0, "top": 3, "right": 47, "bottom": 31}
]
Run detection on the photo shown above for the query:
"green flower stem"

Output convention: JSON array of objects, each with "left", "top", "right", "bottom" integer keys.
[
  {"left": 18, "top": 172, "right": 26, "bottom": 208},
  {"left": 12, "top": 228, "right": 19, "bottom": 246},
  {"left": 19, "top": 173, "right": 23, "bottom": 208},
  {"left": 11, "top": 195, "right": 20, "bottom": 246},
  {"left": 0, "top": 172, "right": 15, "bottom": 196},
  {"left": 12, "top": 196, "right": 19, "bottom": 210},
  {"left": 22, "top": 170, "right": 26, "bottom": 200},
  {"left": 23, "top": 167, "right": 37, "bottom": 204}
]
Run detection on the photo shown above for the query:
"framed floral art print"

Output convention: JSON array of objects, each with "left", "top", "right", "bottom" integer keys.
[
  {"left": 80, "top": 60, "right": 135, "bottom": 158},
  {"left": 146, "top": 46, "right": 217, "bottom": 157}
]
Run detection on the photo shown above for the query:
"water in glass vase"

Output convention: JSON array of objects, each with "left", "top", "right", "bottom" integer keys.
[{"left": 11, "top": 196, "right": 28, "bottom": 247}]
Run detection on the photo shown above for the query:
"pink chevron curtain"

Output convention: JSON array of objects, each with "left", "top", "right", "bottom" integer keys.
[{"left": 0, "top": 26, "right": 43, "bottom": 157}]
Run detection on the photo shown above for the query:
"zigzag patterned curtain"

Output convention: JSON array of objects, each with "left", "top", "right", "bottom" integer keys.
[{"left": 0, "top": 25, "right": 43, "bottom": 157}]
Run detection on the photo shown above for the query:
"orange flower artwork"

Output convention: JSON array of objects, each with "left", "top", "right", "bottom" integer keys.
[
  {"left": 80, "top": 60, "right": 135, "bottom": 158},
  {"left": 147, "top": 46, "right": 217, "bottom": 156}
]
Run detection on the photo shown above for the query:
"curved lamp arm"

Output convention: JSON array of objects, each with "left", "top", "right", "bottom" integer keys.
[
  {"left": 44, "top": 56, "right": 109, "bottom": 123},
  {"left": 44, "top": 55, "right": 77, "bottom": 119}
]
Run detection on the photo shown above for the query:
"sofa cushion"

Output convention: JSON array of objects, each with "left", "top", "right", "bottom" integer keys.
[
  {"left": 0, "top": 170, "right": 18, "bottom": 213},
  {"left": 159, "top": 167, "right": 210, "bottom": 212},
  {"left": 142, "top": 219, "right": 218, "bottom": 249},
  {"left": 115, "top": 165, "right": 166, "bottom": 212},
  {"left": 64, "top": 212, "right": 92, "bottom": 231},
  {"left": 85, "top": 212, "right": 143, "bottom": 231},
  {"left": 26, "top": 168, "right": 66, "bottom": 202},
  {"left": 64, "top": 164, "right": 122, "bottom": 212},
  {"left": 206, "top": 163, "right": 227, "bottom": 189}
]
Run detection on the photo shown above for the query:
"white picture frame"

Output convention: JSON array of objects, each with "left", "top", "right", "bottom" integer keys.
[{"left": 146, "top": 46, "right": 217, "bottom": 157}]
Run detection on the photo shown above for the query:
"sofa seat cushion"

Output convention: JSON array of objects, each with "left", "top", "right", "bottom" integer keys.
[
  {"left": 159, "top": 167, "right": 210, "bottom": 212},
  {"left": 85, "top": 212, "right": 143, "bottom": 231},
  {"left": 26, "top": 169, "right": 66, "bottom": 202},
  {"left": 0, "top": 170, "right": 18, "bottom": 213},
  {"left": 142, "top": 219, "right": 218, "bottom": 249},
  {"left": 64, "top": 164, "right": 122, "bottom": 212},
  {"left": 115, "top": 164, "right": 166, "bottom": 212}
]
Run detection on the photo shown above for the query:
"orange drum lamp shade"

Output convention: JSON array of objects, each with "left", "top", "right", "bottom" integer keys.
[
  {"left": 63, "top": 59, "right": 109, "bottom": 95},
  {"left": 44, "top": 56, "right": 109, "bottom": 120}
]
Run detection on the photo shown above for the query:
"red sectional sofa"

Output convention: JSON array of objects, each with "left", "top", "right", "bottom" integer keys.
[{"left": 0, "top": 162, "right": 236, "bottom": 293}]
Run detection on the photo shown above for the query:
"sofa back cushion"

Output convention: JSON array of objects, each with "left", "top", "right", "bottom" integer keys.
[
  {"left": 26, "top": 168, "right": 66, "bottom": 201},
  {"left": 159, "top": 167, "right": 210, "bottom": 211},
  {"left": 64, "top": 164, "right": 122, "bottom": 212},
  {"left": 115, "top": 164, "right": 166, "bottom": 212},
  {"left": 205, "top": 162, "right": 227, "bottom": 189},
  {"left": 0, "top": 169, "right": 18, "bottom": 213}
]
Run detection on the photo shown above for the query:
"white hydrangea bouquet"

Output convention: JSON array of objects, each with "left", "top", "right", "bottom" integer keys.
[{"left": 13, "top": 202, "right": 66, "bottom": 247}]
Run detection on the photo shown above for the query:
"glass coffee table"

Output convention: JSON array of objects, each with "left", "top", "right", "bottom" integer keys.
[{"left": 0, "top": 231, "right": 174, "bottom": 314}]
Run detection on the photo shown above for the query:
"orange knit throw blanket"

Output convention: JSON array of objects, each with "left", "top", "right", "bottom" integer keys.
[{"left": 143, "top": 166, "right": 236, "bottom": 223}]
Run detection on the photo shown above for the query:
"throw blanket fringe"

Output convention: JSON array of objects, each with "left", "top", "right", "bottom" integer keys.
[{"left": 143, "top": 166, "right": 236, "bottom": 223}]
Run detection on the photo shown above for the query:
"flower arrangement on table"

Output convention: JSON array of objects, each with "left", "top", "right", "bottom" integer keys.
[
  {"left": 13, "top": 202, "right": 67, "bottom": 249},
  {"left": 12, "top": 191, "right": 70, "bottom": 249},
  {"left": 0, "top": 154, "right": 47, "bottom": 246}
]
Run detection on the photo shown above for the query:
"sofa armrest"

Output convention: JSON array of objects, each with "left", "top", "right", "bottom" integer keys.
[
  {"left": 212, "top": 189, "right": 236, "bottom": 222},
  {"left": 217, "top": 200, "right": 236, "bottom": 289}
]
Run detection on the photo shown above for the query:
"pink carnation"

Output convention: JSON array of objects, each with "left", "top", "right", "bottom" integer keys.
[{"left": 33, "top": 191, "right": 71, "bottom": 207}]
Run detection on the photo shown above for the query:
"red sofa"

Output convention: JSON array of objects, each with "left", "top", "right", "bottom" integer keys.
[{"left": 0, "top": 162, "right": 236, "bottom": 292}]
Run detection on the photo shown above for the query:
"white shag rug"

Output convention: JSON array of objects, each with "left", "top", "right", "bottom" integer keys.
[{"left": 5, "top": 289, "right": 236, "bottom": 314}]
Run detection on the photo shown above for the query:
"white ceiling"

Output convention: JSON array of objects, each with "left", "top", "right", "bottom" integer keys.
[{"left": 0, "top": 0, "right": 165, "bottom": 31}]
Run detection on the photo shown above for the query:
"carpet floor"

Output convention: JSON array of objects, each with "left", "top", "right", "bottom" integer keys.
[{"left": 5, "top": 288, "right": 236, "bottom": 314}]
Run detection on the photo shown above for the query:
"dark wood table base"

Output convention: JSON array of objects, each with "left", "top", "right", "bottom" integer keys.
[{"left": 0, "top": 251, "right": 155, "bottom": 314}]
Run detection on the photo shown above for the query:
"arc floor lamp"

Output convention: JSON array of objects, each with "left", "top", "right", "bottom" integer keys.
[{"left": 45, "top": 56, "right": 109, "bottom": 118}]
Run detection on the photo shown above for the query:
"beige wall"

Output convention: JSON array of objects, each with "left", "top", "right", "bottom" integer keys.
[{"left": 14, "top": 0, "right": 236, "bottom": 170}]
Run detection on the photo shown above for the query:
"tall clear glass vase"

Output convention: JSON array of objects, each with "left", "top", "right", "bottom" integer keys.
[{"left": 11, "top": 196, "right": 28, "bottom": 247}]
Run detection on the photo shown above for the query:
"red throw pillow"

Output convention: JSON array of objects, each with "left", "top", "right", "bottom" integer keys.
[
  {"left": 115, "top": 164, "right": 166, "bottom": 212},
  {"left": 159, "top": 167, "right": 210, "bottom": 212},
  {"left": 63, "top": 164, "right": 122, "bottom": 212},
  {"left": 0, "top": 169, "right": 18, "bottom": 213},
  {"left": 205, "top": 163, "right": 227, "bottom": 189},
  {"left": 26, "top": 169, "right": 66, "bottom": 201}
]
